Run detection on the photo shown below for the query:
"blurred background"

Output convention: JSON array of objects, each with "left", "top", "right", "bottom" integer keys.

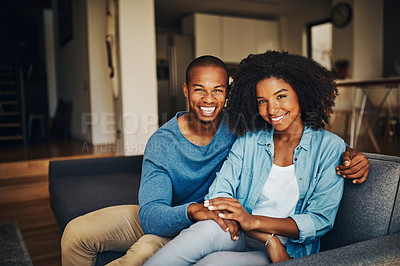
[
  {"left": 0, "top": 1, "right": 399, "bottom": 265},
  {"left": 0, "top": 0, "right": 399, "bottom": 161}
]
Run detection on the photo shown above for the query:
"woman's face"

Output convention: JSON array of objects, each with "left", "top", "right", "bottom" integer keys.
[{"left": 256, "top": 77, "right": 303, "bottom": 132}]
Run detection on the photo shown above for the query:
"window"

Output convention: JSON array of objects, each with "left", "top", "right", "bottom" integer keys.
[{"left": 307, "top": 20, "right": 332, "bottom": 70}]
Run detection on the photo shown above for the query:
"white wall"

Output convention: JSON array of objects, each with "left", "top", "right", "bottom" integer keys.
[
  {"left": 332, "top": 0, "right": 383, "bottom": 80},
  {"left": 280, "top": 5, "right": 331, "bottom": 56},
  {"left": 87, "top": 0, "right": 115, "bottom": 145},
  {"left": 118, "top": 0, "right": 158, "bottom": 155},
  {"left": 353, "top": 0, "right": 383, "bottom": 80},
  {"left": 53, "top": 0, "right": 158, "bottom": 150},
  {"left": 54, "top": 0, "right": 92, "bottom": 142},
  {"left": 331, "top": 0, "right": 355, "bottom": 77},
  {"left": 43, "top": 9, "right": 58, "bottom": 118}
]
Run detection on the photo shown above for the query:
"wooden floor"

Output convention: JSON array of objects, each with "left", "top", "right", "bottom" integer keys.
[
  {"left": 0, "top": 137, "right": 117, "bottom": 163},
  {"left": 0, "top": 138, "right": 115, "bottom": 266},
  {"left": 0, "top": 199, "right": 62, "bottom": 265}
]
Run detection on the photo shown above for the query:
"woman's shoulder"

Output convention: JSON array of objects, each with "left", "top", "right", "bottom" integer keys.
[
  {"left": 313, "top": 128, "right": 344, "bottom": 142},
  {"left": 237, "top": 128, "right": 272, "bottom": 142},
  {"left": 309, "top": 128, "right": 346, "bottom": 152},
  {"left": 230, "top": 129, "right": 273, "bottom": 154}
]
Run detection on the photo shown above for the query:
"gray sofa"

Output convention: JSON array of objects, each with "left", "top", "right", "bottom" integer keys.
[{"left": 49, "top": 152, "right": 400, "bottom": 265}]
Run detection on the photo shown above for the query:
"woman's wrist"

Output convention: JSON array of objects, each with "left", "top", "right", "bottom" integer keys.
[
  {"left": 264, "top": 233, "right": 275, "bottom": 247},
  {"left": 266, "top": 235, "right": 280, "bottom": 248},
  {"left": 266, "top": 235, "right": 292, "bottom": 263}
]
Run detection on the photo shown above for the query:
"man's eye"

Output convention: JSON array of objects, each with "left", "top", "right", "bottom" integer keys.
[{"left": 194, "top": 88, "right": 204, "bottom": 92}]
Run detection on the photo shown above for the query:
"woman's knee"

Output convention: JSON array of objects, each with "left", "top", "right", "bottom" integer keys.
[
  {"left": 196, "top": 251, "right": 269, "bottom": 266},
  {"left": 189, "top": 220, "right": 227, "bottom": 236},
  {"left": 184, "top": 220, "right": 241, "bottom": 251}
]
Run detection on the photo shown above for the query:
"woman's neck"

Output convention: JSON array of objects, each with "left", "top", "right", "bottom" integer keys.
[
  {"left": 273, "top": 122, "right": 304, "bottom": 142},
  {"left": 272, "top": 123, "right": 305, "bottom": 167}
]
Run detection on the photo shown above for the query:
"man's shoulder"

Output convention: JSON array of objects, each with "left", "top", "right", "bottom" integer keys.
[
  {"left": 145, "top": 114, "right": 181, "bottom": 150},
  {"left": 151, "top": 114, "right": 180, "bottom": 137}
]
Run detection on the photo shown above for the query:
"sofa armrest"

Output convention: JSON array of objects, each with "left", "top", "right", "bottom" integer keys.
[{"left": 277, "top": 232, "right": 400, "bottom": 265}]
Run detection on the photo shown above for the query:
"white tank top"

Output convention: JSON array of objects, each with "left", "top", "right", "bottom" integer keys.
[{"left": 252, "top": 164, "right": 299, "bottom": 245}]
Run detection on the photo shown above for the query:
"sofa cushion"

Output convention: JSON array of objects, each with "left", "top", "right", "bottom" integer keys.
[
  {"left": 50, "top": 172, "right": 141, "bottom": 231},
  {"left": 49, "top": 155, "right": 143, "bottom": 178},
  {"left": 49, "top": 156, "right": 143, "bottom": 231},
  {"left": 279, "top": 232, "right": 400, "bottom": 265},
  {"left": 321, "top": 153, "right": 400, "bottom": 251},
  {"left": 390, "top": 157, "right": 400, "bottom": 234}
]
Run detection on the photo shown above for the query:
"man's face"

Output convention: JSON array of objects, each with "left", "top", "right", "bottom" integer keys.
[{"left": 183, "top": 66, "right": 228, "bottom": 124}]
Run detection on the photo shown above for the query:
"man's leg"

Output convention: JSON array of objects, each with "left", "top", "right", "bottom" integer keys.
[
  {"left": 145, "top": 220, "right": 245, "bottom": 266},
  {"left": 106, "top": 234, "right": 170, "bottom": 266},
  {"left": 61, "top": 205, "right": 143, "bottom": 266}
]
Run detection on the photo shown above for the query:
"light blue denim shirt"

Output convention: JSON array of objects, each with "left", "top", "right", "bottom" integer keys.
[{"left": 205, "top": 126, "right": 346, "bottom": 259}]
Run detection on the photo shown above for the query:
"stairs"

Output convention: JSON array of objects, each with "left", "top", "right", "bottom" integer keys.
[{"left": 0, "top": 67, "right": 26, "bottom": 143}]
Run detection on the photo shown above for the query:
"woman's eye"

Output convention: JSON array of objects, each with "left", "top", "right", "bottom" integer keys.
[
  {"left": 277, "top": 94, "right": 286, "bottom": 99},
  {"left": 258, "top": 99, "right": 266, "bottom": 104}
]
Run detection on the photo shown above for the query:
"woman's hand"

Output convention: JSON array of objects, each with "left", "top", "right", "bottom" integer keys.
[
  {"left": 205, "top": 197, "right": 299, "bottom": 238},
  {"left": 204, "top": 197, "right": 256, "bottom": 231},
  {"left": 187, "top": 203, "right": 240, "bottom": 241}
]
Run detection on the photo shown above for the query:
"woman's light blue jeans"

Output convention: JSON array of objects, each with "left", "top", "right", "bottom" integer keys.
[{"left": 144, "top": 220, "right": 270, "bottom": 266}]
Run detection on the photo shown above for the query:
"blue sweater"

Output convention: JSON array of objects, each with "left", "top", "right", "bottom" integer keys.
[{"left": 138, "top": 112, "right": 236, "bottom": 237}]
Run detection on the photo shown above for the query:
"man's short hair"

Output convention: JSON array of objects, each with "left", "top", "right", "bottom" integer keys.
[{"left": 186, "top": 55, "right": 228, "bottom": 85}]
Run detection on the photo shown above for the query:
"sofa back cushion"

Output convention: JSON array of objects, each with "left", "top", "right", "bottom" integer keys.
[
  {"left": 49, "top": 155, "right": 143, "bottom": 231},
  {"left": 321, "top": 153, "right": 400, "bottom": 251},
  {"left": 49, "top": 155, "right": 143, "bottom": 177},
  {"left": 390, "top": 165, "right": 400, "bottom": 234}
]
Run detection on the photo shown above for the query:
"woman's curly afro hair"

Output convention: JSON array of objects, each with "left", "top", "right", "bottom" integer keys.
[{"left": 227, "top": 50, "right": 338, "bottom": 135}]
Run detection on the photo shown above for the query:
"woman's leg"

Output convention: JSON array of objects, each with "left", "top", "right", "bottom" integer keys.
[
  {"left": 195, "top": 251, "right": 270, "bottom": 266},
  {"left": 195, "top": 234, "right": 271, "bottom": 266},
  {"left": 145, "top": 220, "right": 246, "bottom": 266},
  {"left": 61, "top": 205, "right": 144, "bottom": 266}
]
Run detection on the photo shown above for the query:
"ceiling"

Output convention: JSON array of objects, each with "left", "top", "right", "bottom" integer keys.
[{"left": 155, "top": 0, "right": 332, "bottom": 29}]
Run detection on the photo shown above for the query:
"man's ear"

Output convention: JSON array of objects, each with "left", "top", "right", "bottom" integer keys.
[{"left": 182, "top": 83, "right": 189, "bottom": 98}]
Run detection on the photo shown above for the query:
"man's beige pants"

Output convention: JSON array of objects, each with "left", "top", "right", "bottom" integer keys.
[{"left": 61, "top": 205, "right": 170, "bottom": 266}]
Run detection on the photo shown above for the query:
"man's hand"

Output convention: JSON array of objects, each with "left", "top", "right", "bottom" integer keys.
[
  {"left": 187, "top": 203, "right": 238, "bottom": 238},
  {"left": 336, "top": 146, "right": 370, "bottom": 184},
  {"left": 216, "top": 210, "right": 240, "bottom": 241}
]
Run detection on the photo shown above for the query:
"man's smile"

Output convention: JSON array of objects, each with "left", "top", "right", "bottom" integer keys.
[{"left": 200, "top": 106, "right": 217, "bottom": 114}]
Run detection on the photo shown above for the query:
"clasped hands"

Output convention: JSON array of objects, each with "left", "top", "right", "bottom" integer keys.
[{"left": 188, "top": 197, "right": 253, "bottom": 241}]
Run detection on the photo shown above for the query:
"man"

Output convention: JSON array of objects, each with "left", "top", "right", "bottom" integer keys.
[{"left": 61, "top": 56, "right": 369, "bottom": 265}]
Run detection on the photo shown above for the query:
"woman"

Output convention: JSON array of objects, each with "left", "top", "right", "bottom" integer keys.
[{"left": 145, "top": 51, "right": 346, "bottom": 265}]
